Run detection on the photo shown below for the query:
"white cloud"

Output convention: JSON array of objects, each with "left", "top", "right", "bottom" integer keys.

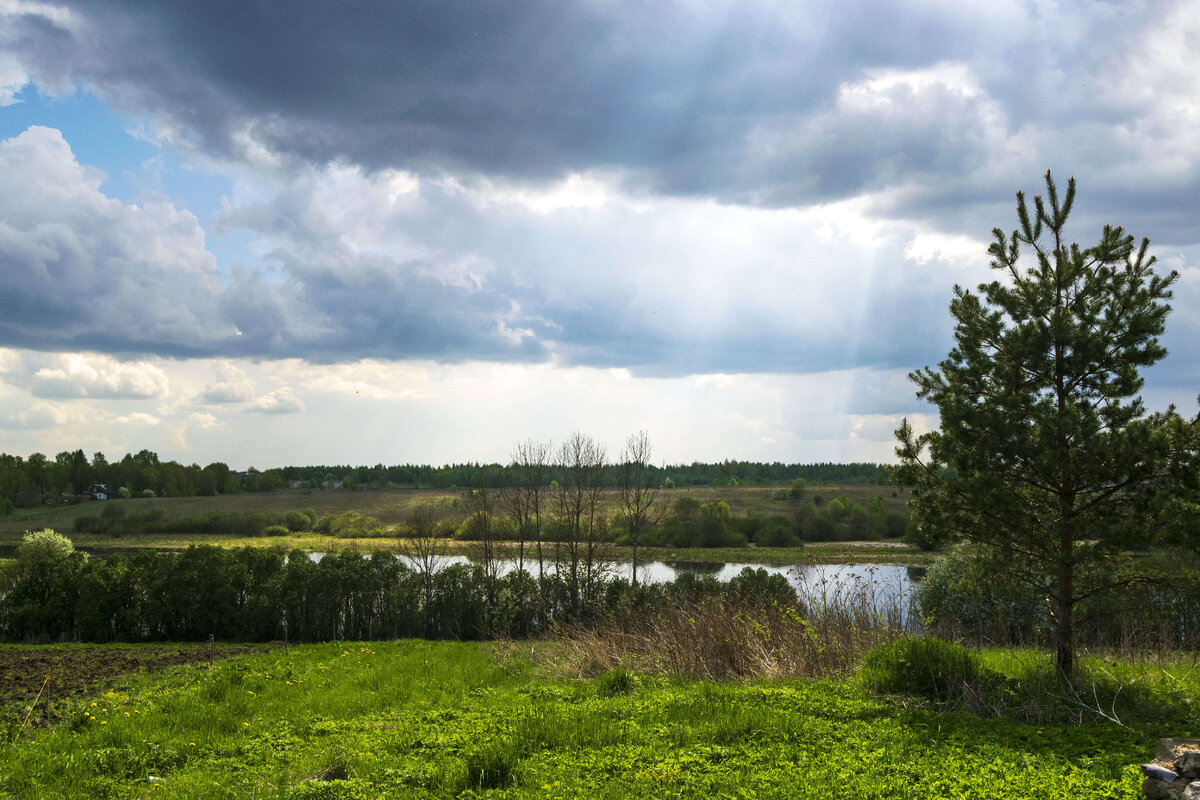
[
  {"left": 0, "top": 126, "right": 232, "bottom": 354},
  {"left": 25, "top": 353, "right": 169, "bottom": 399},
  {"left": 903, "top": 232, "right": 986, "bottom": 265},
  {"left": 451, "top": 171, "right": 618, "bottom": 215},
  {"left": 200, "top": 361, "right": 255, "bottom": 404},
  {"left": 0, "top": 51, "right": 26, "bottom": 106},
  {"left": 114, "top": 411, "right": 161, "bottom": 426},
  {"left": 0, "top": 399, "right": 69, "bottom": 430},
  {"left": 189, "top": 412, "right": 219, "bottom": 429},
  {"left": 249, "top": 387, "right": 306, "bottom": 415}
]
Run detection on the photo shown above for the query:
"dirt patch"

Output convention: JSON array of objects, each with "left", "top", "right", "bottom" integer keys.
[{"left": 0, "top": 643, "right": 268, "bottom": 725}]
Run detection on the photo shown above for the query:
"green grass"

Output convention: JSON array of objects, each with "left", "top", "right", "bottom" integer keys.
[{"left": 2, "top": 640, "right": 1193, "bottom": 799}]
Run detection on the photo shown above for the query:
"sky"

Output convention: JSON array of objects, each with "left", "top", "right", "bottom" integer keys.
[{"left": 0, "top": 0, "right": 1198, "bottom": 470}]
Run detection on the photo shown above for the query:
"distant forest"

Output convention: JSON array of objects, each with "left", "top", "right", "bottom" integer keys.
[{"left": 0, "top": 448, "right": 889, "bottom": 511}]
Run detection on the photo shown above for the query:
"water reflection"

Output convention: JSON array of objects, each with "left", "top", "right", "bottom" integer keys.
[{"left": 431, "top": 554, "right": 918, "bottom": 621}]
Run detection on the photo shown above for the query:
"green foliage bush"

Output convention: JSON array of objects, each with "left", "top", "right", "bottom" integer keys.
[
  {"left": 860, "top": 636, "right": 997, "bottom": 703},
  {"left": 725, "top": 567, "right": 794, "bottom": 604},
  {"left": 314, "top": 511, "right": 387, "bottom": 538},
  {"left": 754, "top": 516, "right": 800, "bottom": 547},
  {"left": 261, "top": 525, "right": 291, "bottom": 537},
  {"left": 596, "top": 667, "right": 637, "bottom": 697},
  {"left": 283, "top": 510, "right": 312, "bottom": 532},
  {"left": 918, "top": 545, "right": 1047, "bottom": 642}
]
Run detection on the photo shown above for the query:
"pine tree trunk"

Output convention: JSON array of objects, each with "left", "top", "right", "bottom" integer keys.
[{"left": 1055, "top": 520, "right": 1075, "bottom": 675}]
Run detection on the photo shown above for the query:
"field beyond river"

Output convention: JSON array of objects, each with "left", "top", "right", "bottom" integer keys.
[{"left": 0, "top": 484, "right": 934, "bottom": 566}]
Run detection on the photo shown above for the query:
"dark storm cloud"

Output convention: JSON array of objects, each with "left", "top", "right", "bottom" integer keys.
[
  {"left": 5, "top": 0, "right": 1050, "bottom": 207},
  {"left": 4, "top": 0, "right": 1199, "bottom": 382},
  {"left": 6, "top": 0, "right": 1199, "bottom": 224}
]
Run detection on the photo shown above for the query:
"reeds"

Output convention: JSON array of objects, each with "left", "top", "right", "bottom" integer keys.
[{"left": 549, "top": 565, "right": 917, "bottom": 680}]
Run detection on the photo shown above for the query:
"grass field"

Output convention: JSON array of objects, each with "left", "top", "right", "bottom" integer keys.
[{"left": 1, "top": 640, "right": 1193, "bottom": 799}]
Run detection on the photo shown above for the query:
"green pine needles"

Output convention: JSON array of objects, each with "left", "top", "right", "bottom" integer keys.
[{"left": 894, "top": 171, "right": 1200, "bottom": 675}]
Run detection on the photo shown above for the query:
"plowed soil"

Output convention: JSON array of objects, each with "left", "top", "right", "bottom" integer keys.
[{"left": 0, "top": 643, "right": 269, "bottom": 725}]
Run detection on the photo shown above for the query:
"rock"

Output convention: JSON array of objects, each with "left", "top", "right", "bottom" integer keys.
[
  {"left": 1177, "top": 749, "right": 1200, "bottom": 779},
  {"left": 1158, "top": 740, "right": 1200, "bottom": 764},
  {"left": 1143, "top": 776, "right": 1177, "bottom": 800},
  {"left": 1182, "top": 780, "right": 1200, "bottom": 800},
  {"left": 1145, "top": 764, "right": 1181, "bottom": 783}
]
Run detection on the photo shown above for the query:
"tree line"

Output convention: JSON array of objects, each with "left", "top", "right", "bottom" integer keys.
[
  {"left": 0, "top": 447, "right": 889, "bottom": 513},
  {"left": 0, "top": 529, "right": 796, "bottom": 645}
]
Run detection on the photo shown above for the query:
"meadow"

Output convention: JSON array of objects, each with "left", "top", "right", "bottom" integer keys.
[
  {"left": 0, "top": 485, "right": 926, "bottom": 566},
  {"left": 1, "top": 639, "right": 1196, "bottom": 799}
]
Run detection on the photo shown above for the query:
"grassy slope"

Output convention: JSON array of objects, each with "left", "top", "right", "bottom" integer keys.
[{"left": 1, "top": 641, "right": 1191, "bottom": 799}]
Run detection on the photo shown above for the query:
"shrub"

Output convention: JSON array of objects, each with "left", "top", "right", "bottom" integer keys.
[
  {"left": 141, "top": 489, "right": 156, "bottom": 498},
  {"left": 726, "top": 567, "right": 794, "bottom": 604},
  {"left": 918, "top": 545, "right": 1046, "bottom": 642},
  {"left": 261, "top": 525, "right": 291, "bottom": 537},
  {"left": 462, "top": 742, "right": 517, "bottom": 789},
  {"left": 755, "top": 517, "right": 799, "bottom": 548},
  {"left": 283, "top": 511, "right": 312, "bottom": 532},
  {"left": 117, "top": 486, "right": 131, "bottom": 499},
  {"left": 242, "top": 512, "right": 278, "bottom": 537},
  {"left": 18, "top": 529, "right": 76, "bottom": 561},
  {"left": 902, "top": 518, "right": 948, "bottom": 551},
  {"left": 859, "top": 636, "right": 996, "bottom": 703},
  {"left": 596, "top": 667, "right": 637, "bottom": 697},
  {"left": 100, "top": 502, "right": 126, "bottom": 522},
  {"left": 73, "top": 515, "right": 105, "bottom": 534},
  {"left": 318, "top": 511, "right": 387, "bottom": 538}
]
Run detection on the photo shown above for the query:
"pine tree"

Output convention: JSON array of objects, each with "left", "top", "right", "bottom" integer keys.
[{"left": 893, "top": 171, "right": 1199, "bottom": 674}]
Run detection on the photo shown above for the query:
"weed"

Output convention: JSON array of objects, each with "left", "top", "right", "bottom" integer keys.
[
  {"left": 860, "top": 636, "right": 998, "bottom": 704},
  {"left": 595, "top": 667, "right": 636, "bottom": 697},
  {"left": 462, "top": 741, "right": 518, "bottom": 789}
]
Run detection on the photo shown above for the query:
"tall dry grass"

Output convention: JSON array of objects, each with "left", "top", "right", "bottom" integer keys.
[{"left": 545, "top": 568, "right": 916, "bottom": 680}]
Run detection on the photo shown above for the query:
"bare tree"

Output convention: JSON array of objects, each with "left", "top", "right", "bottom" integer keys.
[
  {"left": 401, "top": 504, "right": 446, "bottom": 636},
  {"left": 499, "top": 439, "right": 550, "bottom": 628},
  {"left": 619, "top": 430, "right": 663, "bottom": 586},
  {"left": 463, "top": 483, "right": 498, "bottom": 606},
  {"left": 554, "top": 432, "right": 606, "bottom": 613}
]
